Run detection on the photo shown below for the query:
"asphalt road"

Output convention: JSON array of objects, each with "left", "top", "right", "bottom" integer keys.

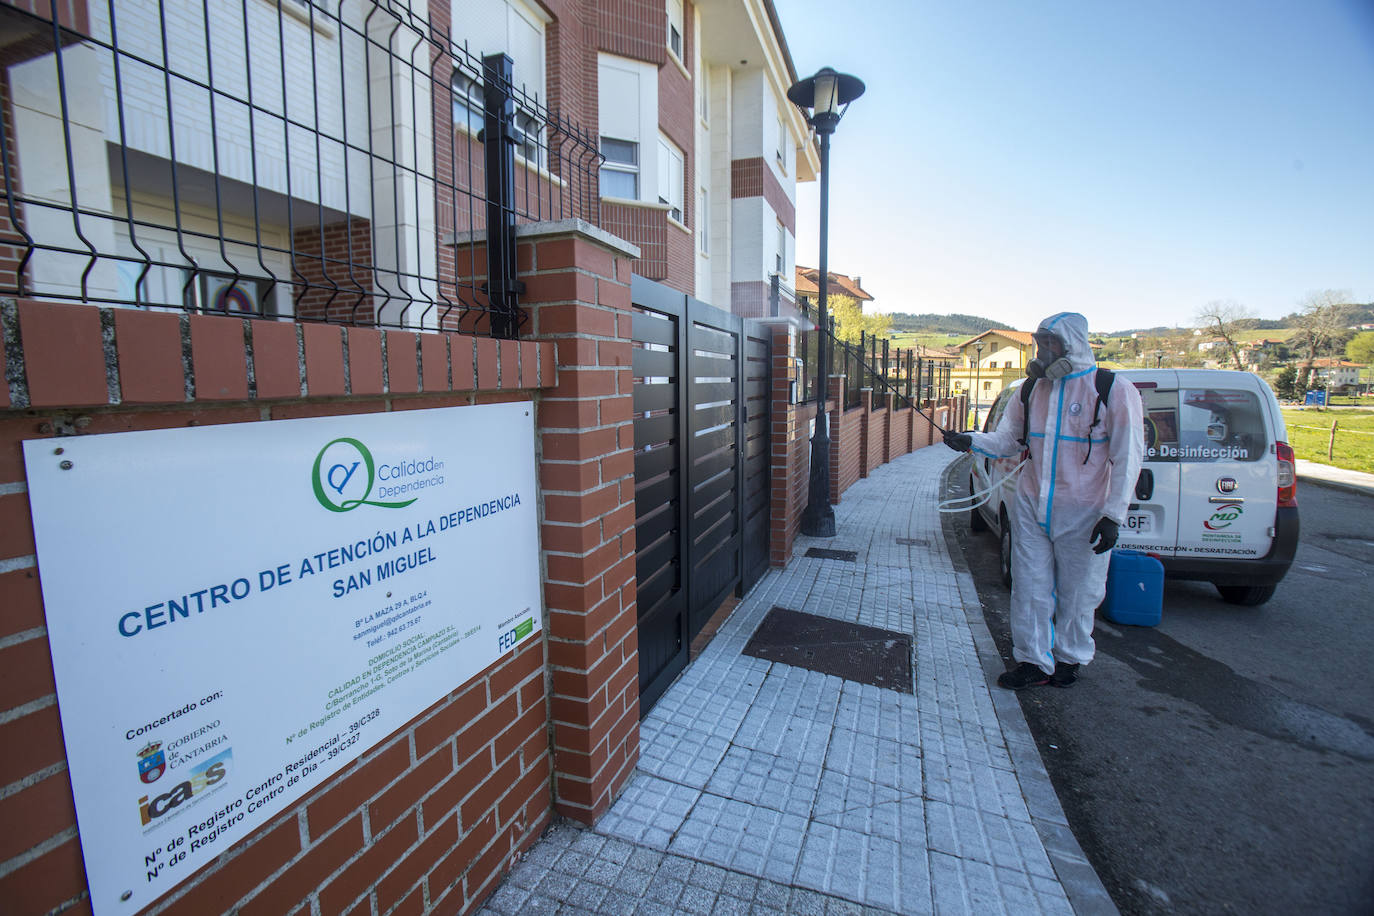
[{"left": 943, "top": 460, "right": 1374, "bottom": 915}]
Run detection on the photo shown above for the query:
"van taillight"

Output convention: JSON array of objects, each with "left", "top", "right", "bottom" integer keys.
[{"left": 1276, "top": 441, "right": 1297, "bottom": 507}]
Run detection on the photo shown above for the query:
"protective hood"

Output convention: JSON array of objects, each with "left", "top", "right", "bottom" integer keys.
[{"left": 1035, "top": 312, "right": 1096, "bottom": 375}]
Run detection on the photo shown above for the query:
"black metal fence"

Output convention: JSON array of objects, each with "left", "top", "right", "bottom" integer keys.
[
  {"left": 794, "top": 296, "right": 952, "bottom": 411},
  {"left": 0, "top": 0, "right": 601, "bottom": 336}
]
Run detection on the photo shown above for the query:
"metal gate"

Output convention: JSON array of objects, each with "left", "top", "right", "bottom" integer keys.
[{"left": 631, "top": 276, "right": 771, "bottom": 710}]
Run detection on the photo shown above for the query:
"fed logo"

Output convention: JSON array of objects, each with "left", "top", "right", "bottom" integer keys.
[{"left": 312, "top": 438, "right": 417, "bottom": 513}]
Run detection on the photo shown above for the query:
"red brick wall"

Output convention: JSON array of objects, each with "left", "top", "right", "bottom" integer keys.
[
  {"left": 658, "top": 2, "right": 693, "bottom": 299},
  {"left": 0, "top": 300, "right": 561, "bottom": 916},
  {"left": 889, "top": 405, "right": 914, "bottom": 460},
  {"left": 829, "top": 377, "right": 864, "bottom": 504},
  {"left": 0, "top": 0, "right": 90, "bottom": 34},
  {"left": 602, "top": 201, "right": 667, "bottom": 280},
  {"left": 864, "top": 391, "right": 887, "bottom": 475},
  {"left": 0, "top": 65, "right": 26, "bottom": 295},
  {"left": 594, "top": 0, "right": 666, "bottom": 66},
  {"left": 292, "top": 219, "right": 375, "bottom": 323},
  {"left": 730, "top": 280, "right": 770, "bottom": 318},
  {"left": 519, "top": 230, "right": 641, "bottom": 823},
  {"left": 730, "top": 157, "right": 795, "bottom": 234},
  {"left": 768, "top": 324, "right": 812, "bottom": 567}
]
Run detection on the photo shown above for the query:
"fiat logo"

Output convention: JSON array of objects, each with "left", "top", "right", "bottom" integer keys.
[{"left": 1217, "top": 477, "right": 1238, "bottom": 493}]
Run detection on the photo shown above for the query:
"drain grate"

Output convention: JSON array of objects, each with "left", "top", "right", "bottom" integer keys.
[
  {"left": 895, "top": 537, "right": 928, "bottom": 547},
  {"left": 743, "top": 606, "right": 913, "bottom": 693},
  {"left": 805, "top": 547, "right": 858, "bottom": 562}
]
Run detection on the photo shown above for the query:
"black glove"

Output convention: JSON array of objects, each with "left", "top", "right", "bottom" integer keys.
[
  {"left": 1089, "top": 517, "right": 1119, "bottom": 554},
  {"left": 942, "top": 430, "right": 972, "bottom": 452}
]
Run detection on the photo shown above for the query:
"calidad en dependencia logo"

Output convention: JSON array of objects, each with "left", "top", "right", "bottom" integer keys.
[{"left": 312, "top": 438, "right": 446, "bottom": 512}]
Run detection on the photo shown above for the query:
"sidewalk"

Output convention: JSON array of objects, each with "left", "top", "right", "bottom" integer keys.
[
  {"left": 1295, "top": 458, "right": 1374, "bottom": 497},
  {"left": 479, "top": 448, "right": 1115, "bottom": 915}
]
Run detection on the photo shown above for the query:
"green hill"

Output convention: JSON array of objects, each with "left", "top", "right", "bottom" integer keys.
[{"left": 884, "top": 313, "right": 1014, "bottom": 336}]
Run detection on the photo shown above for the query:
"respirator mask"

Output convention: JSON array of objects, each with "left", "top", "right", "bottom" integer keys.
[{"left": 1026, "top": 332, "right": 1072, "bottom": 380}]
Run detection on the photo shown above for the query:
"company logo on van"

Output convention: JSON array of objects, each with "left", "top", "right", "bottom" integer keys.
[
  {"left": 1204, "top": 503, "right": 1244, "bottom": 530},
  {"left": 1216, "top": 477, "right": 1238, "bottom": 493}
]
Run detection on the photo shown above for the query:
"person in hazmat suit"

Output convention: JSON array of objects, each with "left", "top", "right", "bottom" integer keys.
[{"left": 943, "top": 313, "right": 1144, "bottom": 689}]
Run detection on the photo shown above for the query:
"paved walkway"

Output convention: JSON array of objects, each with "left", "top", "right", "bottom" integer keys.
[
  {"left": 479, "top": 448, "right": 1115, "bottom": 915},
  {"left": 1295, "top": 458, "right": 1374, "bottom": 497}
]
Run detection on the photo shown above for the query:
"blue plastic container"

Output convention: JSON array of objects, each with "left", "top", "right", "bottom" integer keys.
[{"left": 1102, "top": 549, "right": 1164, "bottom": 626}]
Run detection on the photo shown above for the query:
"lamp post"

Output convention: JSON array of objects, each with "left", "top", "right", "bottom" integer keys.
[
  {"left": 788, "top": 67, "right": 864, "bottom": 538},
  {"left": 1154, "top": 349, "right": 1164, "bottom": 369},
  {"left": 972, "top": 341, "right": 984, "bottom": 430}
]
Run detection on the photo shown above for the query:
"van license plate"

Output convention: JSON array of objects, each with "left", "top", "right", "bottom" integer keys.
[{"left": 1126, "top": 514, "right": 1153, "bottom": 534}]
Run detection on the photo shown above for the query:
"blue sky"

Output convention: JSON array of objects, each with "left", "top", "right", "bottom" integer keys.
[{"left": 773, "top": 0, "right": 1374, "bottom": 334}]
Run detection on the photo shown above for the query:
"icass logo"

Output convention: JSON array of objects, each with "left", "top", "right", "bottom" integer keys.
[
  {"left": 1204, "top": 503, "right": 1243, "bottom": 530},
  {"left": 313, "top": 438, "right": 417, "bottom": 513},
  {"left": 138, "top": 749, "right": 231, "bottom": 826}
]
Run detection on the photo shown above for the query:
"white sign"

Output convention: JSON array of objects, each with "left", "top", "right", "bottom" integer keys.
[{"left": 23, "top": 404, "right": 542, "bottom": 916}]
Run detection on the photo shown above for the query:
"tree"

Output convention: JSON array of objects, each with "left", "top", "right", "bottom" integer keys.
[
  {"left": 1291, "top": 289, "right": 1353, "bottom": 390},
  {"left": 1193, "top": 300, "right": 1251, "bottom": 371},
  {"left": 1347, "top": 331, "right": 1374, "bottom": 365},
  {"left": 1274, "top": 366, "right": 1299, "bottom": 400},
  {"left": 828, "top": 293, "right": 889, "bottom": 346}
]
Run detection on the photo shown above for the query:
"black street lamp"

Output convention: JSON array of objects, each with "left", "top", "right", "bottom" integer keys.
[
  {"left": 972, "top": 340, "right": 984, "bottom": 430},
  {"left": 788, "top": 67, "right": 864, "bottom": 538},
  {"left": 1153, "top": 349, "right": 1164, "bottom": 369}
]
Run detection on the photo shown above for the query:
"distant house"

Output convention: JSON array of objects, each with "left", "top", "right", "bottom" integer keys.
[
  {"left": 1239, "top": 338, "right": 1288, "bottom": 370},
  {"left": 1309, "top": 358, "right": 1365, "bottom": 393},
  {"left": 794, "top": 266, "right": 873, "bottom": 313},
  {"left": 950, "top": 329, "right": 1033, "bottom": 421}
]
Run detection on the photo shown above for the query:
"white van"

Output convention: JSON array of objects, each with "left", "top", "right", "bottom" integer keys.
[{"left": 969, "top": 369, "right": 1299, "bottom": 606}]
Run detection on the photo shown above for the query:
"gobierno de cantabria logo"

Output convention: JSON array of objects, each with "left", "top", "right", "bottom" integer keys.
[{"left": 312, "top": 438, "right": 445, "bottom": 512}]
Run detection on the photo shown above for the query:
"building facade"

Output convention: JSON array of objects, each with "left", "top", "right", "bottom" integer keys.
[{"left": 951, "top": 329, "right": 1032, "bottom": 425}]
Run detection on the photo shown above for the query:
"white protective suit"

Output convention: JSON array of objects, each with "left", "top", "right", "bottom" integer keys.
[{"left": 967, "top": 313, "right": 1144, "bottom": 673}]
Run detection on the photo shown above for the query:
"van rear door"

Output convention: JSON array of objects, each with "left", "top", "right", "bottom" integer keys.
[
  {"left": 1173, "top": 386, "right": 1276, "bottom": 560},
  {"left": 1119, "top": 382, "right": 1180, "bottom": 556}
]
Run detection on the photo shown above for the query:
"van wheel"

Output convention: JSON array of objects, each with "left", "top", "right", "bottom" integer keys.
[
  {"left": 999, "top": 511, "right": 1013, "bottom": 590},
  {"left": 969, "top": 476, "right": 988, "bottom": 532},
  {"left": 1216, "top": 584, "right": 1276, "bottom": 606}
]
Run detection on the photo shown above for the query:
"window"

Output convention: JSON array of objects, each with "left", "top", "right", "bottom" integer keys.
[
  {"left": 598, "top": 54, "right": 656, "bottom": 202},
  {"left": 775, "top": 223, "right": 785, "bottom": 274},
  {"left": 667, "top": 0, "right": 684, "bottom": 59},
  {"left": 453, "top": 72, "right": 483, "bottom": 134},
  {"left": 983, "top": 381, "right": 993, "bottom": 392},
  {"left": 776, "top": 116, "right": 786, "bottom": 169},
  {"left": 699, "top": 69, "right": 709, "bottom": 122},
  {"left": 600, "top": 138, "right": 639, "bottom": 200},
  {"left": 698, "top": 188, "right": 708, "bottom": 254},
  {"left": 453, "top": 73, "right": 545, "bottom": 168},
  {"left": 1174, "top": 389, "right": 1267, "bottom": 462},
  {"left": 658, "top": 137, "right": 684, "bottom": 222}
]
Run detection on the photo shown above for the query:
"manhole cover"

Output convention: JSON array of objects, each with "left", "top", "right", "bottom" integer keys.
[
  {"left": 805, "top": 548, "right": 858, "bottom": 562},
  {"left": 895, "top": 537, "right": 928, "bottom": 547},
  {"left": 743, "top": 606, "right": 913, "bottom": 693}
]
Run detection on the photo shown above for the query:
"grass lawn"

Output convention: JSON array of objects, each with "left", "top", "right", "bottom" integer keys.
[
  {"left": 1281, "top": 407, "right": 1374, "bottom": 473},
  {"left": 888, "top": 332, "right": 965, "bottom": 350}
]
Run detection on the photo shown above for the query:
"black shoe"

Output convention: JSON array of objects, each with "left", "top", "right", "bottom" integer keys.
[
  {"left": 997, "top": 662, "right": 1052, "bottom": 690},
  {"left": 1051, "top": 662, "right": 1080, "bottom": 688}
]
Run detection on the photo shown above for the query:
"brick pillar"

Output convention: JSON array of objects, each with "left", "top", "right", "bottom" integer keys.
[
  {"left": 767, "top": 321, "right": 808, "bottom": 566},
  {"left": 882, "top": 392, "right": 893, "bottom": 465},
  {"left": 828, "top": 375, "right": 844, "bottom": 505},
  {"left": 858, "top": 389, "right": 872, "bottom": 479},
  {"left": 518, "top": 221, "right": 642, "bottom": 824}
]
